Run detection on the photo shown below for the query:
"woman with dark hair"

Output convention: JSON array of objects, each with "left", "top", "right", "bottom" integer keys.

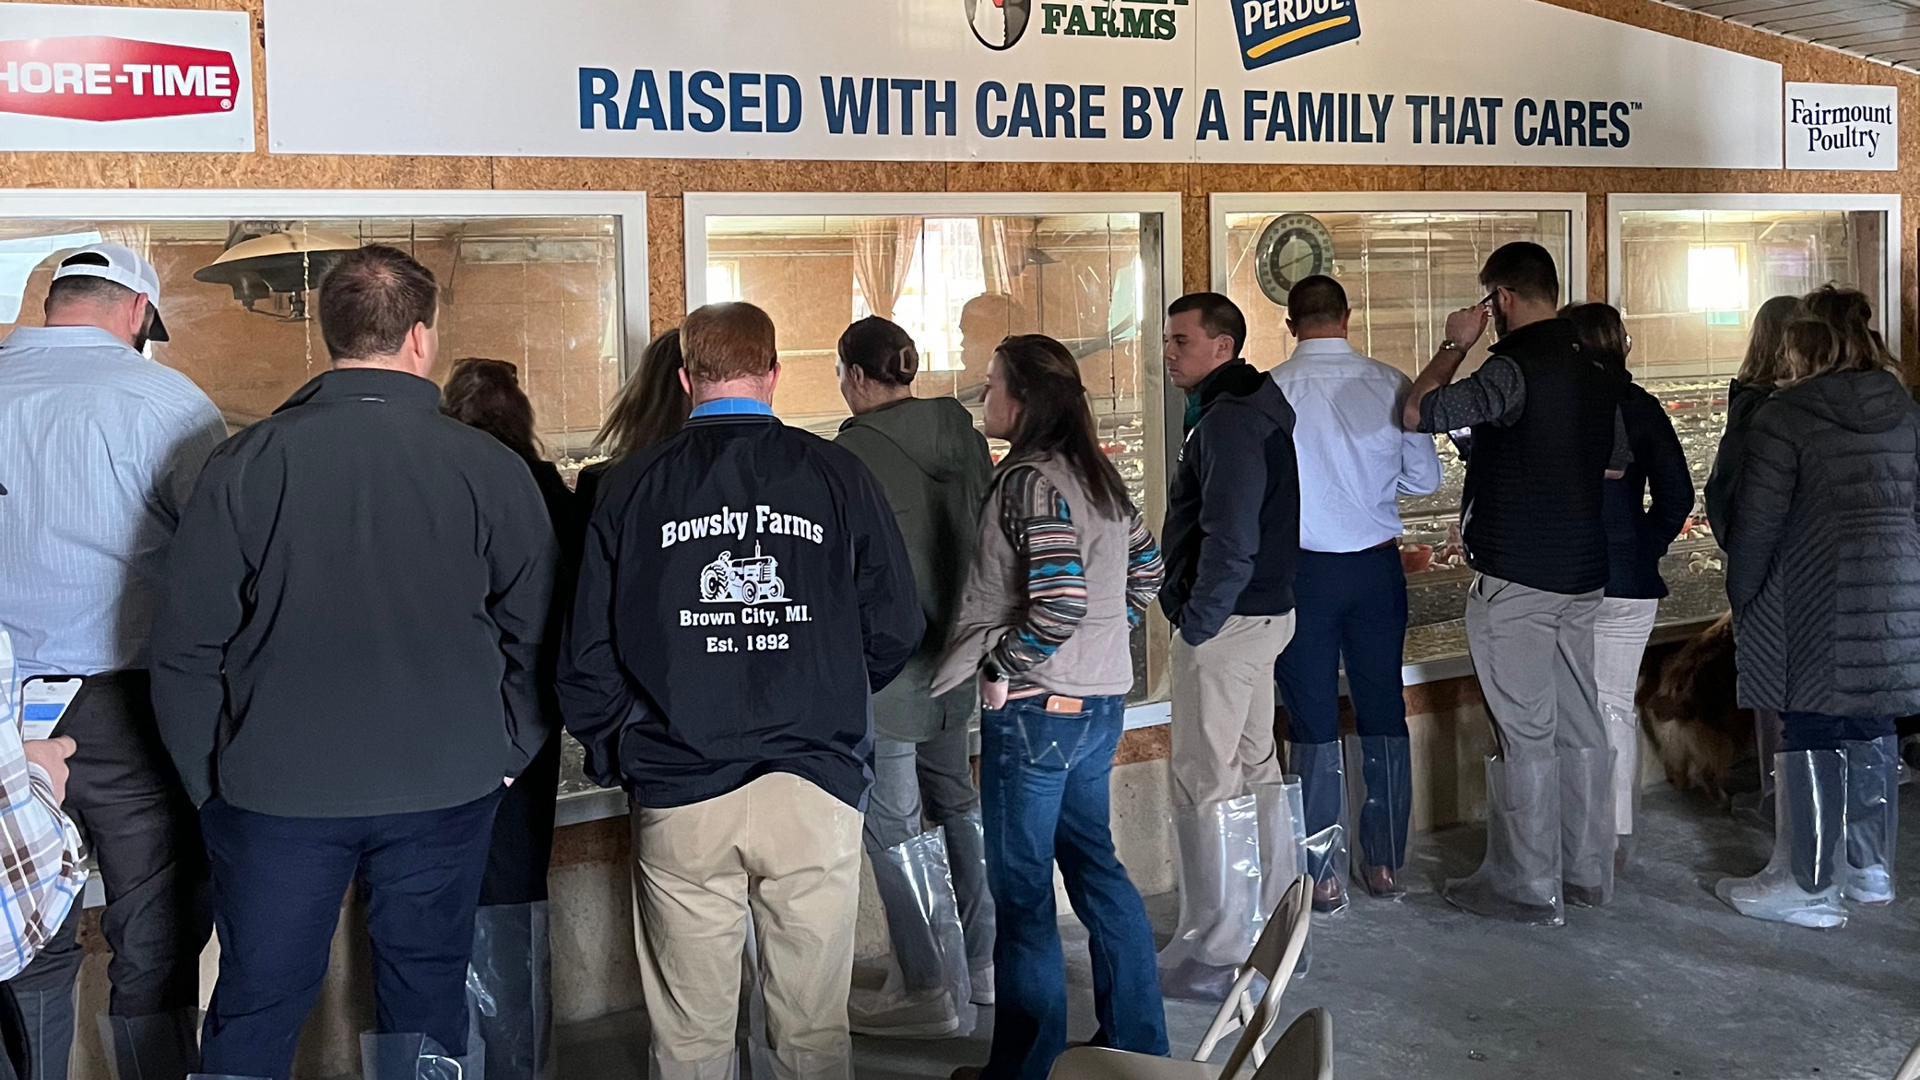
[
  {"left": 576, "top": 328, "right": 690, "bottom": 511},
  {"left": 833, "top": 317, "right": 997, "bottom": 1038},
  {"left": 935, "top": 334, "right": 1168, "bottom": 1080},
  {"left": 1718, "top": 304, "right": 1920, "bottom": 929},
  {"left": 1560, "top": 304, "right": 1692, "bottom": 866},
  {"left": 439, "top": 356, "right": 577, "bottom": 1079},
  {"left": 1706, "top": 294, "right": 1805, "bottom": 539}
]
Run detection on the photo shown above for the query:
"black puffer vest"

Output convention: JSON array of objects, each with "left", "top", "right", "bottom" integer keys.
[{"left": 1461, "top": 319, "right": 1620, "bottom": 595}]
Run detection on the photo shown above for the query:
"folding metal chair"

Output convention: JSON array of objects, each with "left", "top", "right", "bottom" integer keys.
[
  {"left": 1191, "top": 874, "right": 1314, "bottom": 1078},
  {"left": 1893, "top": 1036, "right": 1920, "bottom": 1080},
  {"left": 1249, "top": 1008, "right": 1332, "bottom": 1080}
]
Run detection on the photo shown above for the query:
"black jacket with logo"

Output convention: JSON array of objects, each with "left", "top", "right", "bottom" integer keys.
[
  {"left": 559, "top": 411, "right": 924, "bottom": 811},
  {"left": 1161, "top": 359, "right": 1301, "bottom": 646},
  {"left": 151, "top": 368, "right": 559, "bottom": 818}
]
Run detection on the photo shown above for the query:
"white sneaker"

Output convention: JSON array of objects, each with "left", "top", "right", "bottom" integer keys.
[
  {"left": 1845, "top": 864, "right": 1894, "bottom": 905},
  {"left": 849, "top": 987, "right": 961, "bottom": 1039},
  {"left": 968, "top": 964, "right": 993, "bottom": 1006},
  {"left": 1715, "top": 877, "right": 1847, "bottom": 929}
]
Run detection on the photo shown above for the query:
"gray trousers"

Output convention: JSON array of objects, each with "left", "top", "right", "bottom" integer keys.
[
  {"left": 864, "top": 711, "right": 994, "bottom": 991},
  {"left": 1464, "top": 575, "right": 1608, "bottom": 762}
]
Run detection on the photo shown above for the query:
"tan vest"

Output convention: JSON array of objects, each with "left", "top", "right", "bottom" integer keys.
[{"left": 934, "top": 454, "right": 1136, "bottom": 699}]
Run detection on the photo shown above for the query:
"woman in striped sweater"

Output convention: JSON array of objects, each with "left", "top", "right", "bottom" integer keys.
[{"left": 935, "top": 334, "right": 1168, "bottom": 1080}]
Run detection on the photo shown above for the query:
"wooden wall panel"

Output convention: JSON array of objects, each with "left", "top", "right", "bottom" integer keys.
[{"left": 4, "top": 0, "right": 1917, "bottom": 359}]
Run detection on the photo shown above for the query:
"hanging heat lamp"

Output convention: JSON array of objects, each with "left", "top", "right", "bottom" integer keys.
[{"left": 194, "top": 225, "right": 360, "bottom": 320}]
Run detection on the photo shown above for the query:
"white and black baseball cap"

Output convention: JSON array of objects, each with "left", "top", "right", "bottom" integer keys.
[{"left": 51, "top": 242, "right": 169, "bottom": 342}]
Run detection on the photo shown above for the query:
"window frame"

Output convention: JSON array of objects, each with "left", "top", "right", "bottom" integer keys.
[
  {"left": 1606, "top": 192, "right": 1902, "bottom": 360},
  {"left": 684, "top": 191, "right": 1184, "bottom": 724},
  {"left": 0, "top": 187, "right": 652, "bottom": 375}
]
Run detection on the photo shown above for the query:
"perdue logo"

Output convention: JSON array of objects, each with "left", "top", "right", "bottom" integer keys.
[
  {"left": 1232, "top": 0, "right": 1362, "bottom": 70},
  {"left": 0, "top": 37, "right": 240, "bottom": 122}
]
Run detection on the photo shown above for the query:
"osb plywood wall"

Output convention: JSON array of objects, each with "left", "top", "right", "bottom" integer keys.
[{"left": 6, "top": 0, "right": 1919, "bottom": 365}]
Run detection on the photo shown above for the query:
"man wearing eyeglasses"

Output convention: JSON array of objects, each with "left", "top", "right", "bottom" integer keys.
[
  {"left": 0, "top": 243, "right": 226, "bottom": 1080},
  {"left": 1401, "top": 242, "right": 1623, "bottom": 929}
]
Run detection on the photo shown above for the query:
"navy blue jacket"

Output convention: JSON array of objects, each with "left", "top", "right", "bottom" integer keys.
[
  {"left": 1160, "top": 360, "right": 1301, "bottom": 646},
  {"left": 558, "top": 412, "right": 923, "bottom": 811},
  {"left": 1603, "top": 378, "right": 1693, "bottom": 599}
]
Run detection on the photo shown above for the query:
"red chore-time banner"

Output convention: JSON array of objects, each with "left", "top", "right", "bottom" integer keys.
[
  {"left": 0, "top": 4, "right": 254, "bottom": 152},
  {"left": 0, "top": 37, "right": 240, "bottom": 121}
]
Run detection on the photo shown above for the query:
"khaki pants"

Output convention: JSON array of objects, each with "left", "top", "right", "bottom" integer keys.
[
  {"left": 1464, "top": 574, "right": 1607, "bottom": 760},
  {"left": 1170, "top": 612, "right": 1298, "bottom": 807},
  {"left": 630, "top": 772, "right": 863, "bottom": 1080}
]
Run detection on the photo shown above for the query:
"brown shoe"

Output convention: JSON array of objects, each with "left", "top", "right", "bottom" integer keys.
[
  {"left": 951, "top": 1068, "right": 984, "bottom": 1080},
  {"left": 1312, "top": 875, "right": 1347, "bottom": 912},
  {"left": 1360, "top": 864, "right": 1406, "bottom": 899}
]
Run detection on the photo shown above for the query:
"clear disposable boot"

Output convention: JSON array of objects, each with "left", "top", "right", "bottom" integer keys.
[
  {"left": 940, "top": 808, "right": 996, "bottom": 1006},
  {"left": 850, "top": 829, "right": 970, "bottom": 1038},
  {"left": 1843, "top": 736, "right": 1899, "bottom": 905},
  {"left": 99, "top": 1009, "right": 201, "bottom": 1080},
  {"left": 1443, "top": 756, "right": 1565, "bottom": 926},
  {"left": 1288, "top": 742, "right": 1350, "bottom": 914},
  {"left": 361, "top": 1032, "right": 471, "bottom": 1080},
  {"left": 1602, "top": 703, "right": 1641, "bottom": 868},
  {"left": 467, "top": 902, "right": 553, "bottom": 1080},
  {"left": 1252, "top": 778, "right": 1311, "bottom": 981},
  {"left": 1734, "top": 710, "right": 1784, "bottom": 831},
  {"left": 1560, "top": 746, "right": 1617, "bottom": 907},
  {"left": 1344, "top": 735, "right": 1412, "bottom": 899},
  {"left": 1715, "top": 750, "right": 1847, "bottom": 929},
  {"left": 1157, "top": 795, "right": 1262, "bottom": 1002}
]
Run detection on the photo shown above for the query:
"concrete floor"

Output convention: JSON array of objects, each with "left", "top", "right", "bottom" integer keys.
[{"left": 556, "top": 784, "right": 1920, "bottom": 1080}]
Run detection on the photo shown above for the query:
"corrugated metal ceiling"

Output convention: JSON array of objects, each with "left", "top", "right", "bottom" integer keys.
[{"left": 1656, "top": 0, "right": 1920, "bottom": 71}]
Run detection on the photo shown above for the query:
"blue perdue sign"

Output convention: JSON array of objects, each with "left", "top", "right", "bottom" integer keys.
[{"left": 1232, "top": 0, "right": 1362, "bottom": 70}]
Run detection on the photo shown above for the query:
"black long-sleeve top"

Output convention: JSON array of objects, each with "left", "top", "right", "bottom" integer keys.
[
  {"left": 1603, "top": 378, "right": 1695, "bottom": 599},
  {"left": 558, "top": 410, "right": 923, "bottom": 812},
  {"left": 151, "top": 368, "right": 559, "bottom": 817}
]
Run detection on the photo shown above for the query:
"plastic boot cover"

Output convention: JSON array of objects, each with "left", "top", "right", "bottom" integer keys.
[
  {"left": 1602, "top": 703, "right": 1640, "bottom": 854},
  {"left": 1735, "top": 710, "right": 1784, "bottom": 831},
  {"left": 361, "top": 1033, "right": 471, "bottom": 1080},
  {"left": 1560, "top": 746, "right": 1617, "bottom": 908},
  {"left": 1289, "top": 742, "right": 1349, "bottom": 914},
  {"left": 1252, "top": 778, "right": 1312, "bottom": 981},
  {"left": 1443, "top": 756, "right": 1565, "bottom": 926},
  {"left": 1843, "top": 736, "right": 1899, "bottom": 905},
  {"left": 851, "top": 829, "right": 970, "bottom": 1038},
  {"left": 467, "top": 902, "right": 553, "bottom": 1080},
  {"left": 98, "top": 1009, "right": 201, "bottom": 1080},
  {"left": 1715, "top": 750, "right": 1847, "bottom": 929},
  {"left": 1344, "top": 735, "right": 1412, "bottom": 899},
  {"left": 1157, "top": 796, "right": 1262, "bottom": 1001},
  {"left": 943, "top": 809, "right": 996, "bottom": 1005}
]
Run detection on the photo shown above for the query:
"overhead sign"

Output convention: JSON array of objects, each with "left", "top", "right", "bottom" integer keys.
[
  {"left": 263, "top": 0, "right": 1783, "bottom": 169},
  {"left": 1785, "top": 82, "right": 1897, "bottom": 171},
  {"left": 0, "top": 3, "right": 253, "bottom": 152}
]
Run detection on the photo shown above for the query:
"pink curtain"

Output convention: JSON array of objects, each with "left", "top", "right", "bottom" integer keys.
[{"left": 853, "top": 217, "right": 924, "bottom": 321}]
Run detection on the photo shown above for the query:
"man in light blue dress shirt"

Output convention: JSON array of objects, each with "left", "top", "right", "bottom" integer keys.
[
  {"left": 1270, "top": 275, "right": 1442, "bottom": 909},
  {"left": 0, "top": 244, "right": 226, "bottom": 1080}
]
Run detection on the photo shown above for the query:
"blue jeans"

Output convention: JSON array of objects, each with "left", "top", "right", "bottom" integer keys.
[
  {"left": 981, "top": 694, "right": 1168, "bottom": 1080},
  {"left": 198, "top": 790, "right": 503, "bottom": 1080}
]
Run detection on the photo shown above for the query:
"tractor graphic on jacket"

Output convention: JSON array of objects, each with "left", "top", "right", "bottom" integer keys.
[{"left": 700, "top": 543, "right": 788, "bottom": 606}]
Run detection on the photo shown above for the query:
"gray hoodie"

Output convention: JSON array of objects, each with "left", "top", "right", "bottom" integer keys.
[{"left": 837, "top": 396, "right": 995, "bottom": 741}]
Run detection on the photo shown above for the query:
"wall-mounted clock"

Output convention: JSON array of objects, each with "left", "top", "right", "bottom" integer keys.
[{"left": 1254, "top": 213, "right": 1336, "bottom": 306}]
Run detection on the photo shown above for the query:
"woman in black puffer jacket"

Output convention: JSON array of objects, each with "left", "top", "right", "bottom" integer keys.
[{"left": 1718, "top": 288, "right": 1920, "bottom": 931}]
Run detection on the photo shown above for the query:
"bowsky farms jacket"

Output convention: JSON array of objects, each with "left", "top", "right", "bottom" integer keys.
[{"left": 559, "top": 408, "right": 924, "bottom": 811}]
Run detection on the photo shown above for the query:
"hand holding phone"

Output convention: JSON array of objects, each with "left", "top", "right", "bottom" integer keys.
[
  {"left": 24, "top": 737, "right": 76, "bottom": 803},
  {"left": 20, "top": 676, "right": 84, "bottom": 742}
]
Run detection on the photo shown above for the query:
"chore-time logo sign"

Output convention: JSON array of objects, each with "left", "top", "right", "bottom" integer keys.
[{"left": 1232, "top": 0, "right": 1361, "bottom": 70}]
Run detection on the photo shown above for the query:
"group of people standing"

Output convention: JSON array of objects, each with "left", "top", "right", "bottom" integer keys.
[{"left": 0, "top": 230, "right": 1911, "bottom": 1080}]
